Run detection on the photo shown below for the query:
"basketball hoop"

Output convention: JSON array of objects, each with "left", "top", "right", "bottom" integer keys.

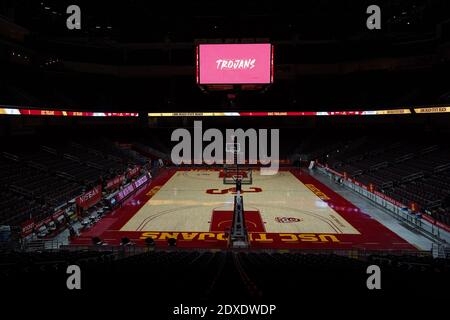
[
  {"left": 223, "top": 138, "right": 252, "bottom": 185},
  {"left": 223, "top": 168, "right": 252, "bottom": 185}
]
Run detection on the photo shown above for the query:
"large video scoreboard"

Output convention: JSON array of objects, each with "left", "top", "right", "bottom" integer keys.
[{"left": 196, "top": 43, "right": 274, "bottom": 85}]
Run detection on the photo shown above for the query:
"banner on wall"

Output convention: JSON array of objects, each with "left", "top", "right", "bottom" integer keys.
[
  {"left": 106, "top": 174, "right": 125, "bottom": 190},
  {"left": 127, "top": 166, "right": 141, "bottom": 179},
  {"left": 34, "top": 216, "right": 53, "bottom": 230},
  {"left": 21, "top": 219, "right": 35, "bottom": 237},
  {"left": 114, "top": 173, "right": 150, "bottom": 204},
  {"left": 20, "top": 209, "right": 67, "bottom": 237},
  {"left": 76, "top": 185, "right": 102, "bottom": 209}
]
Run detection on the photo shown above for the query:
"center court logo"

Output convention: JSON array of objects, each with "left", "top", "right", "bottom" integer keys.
[{"left": 171, "top": 121, "right": 279, "bottom": 175}]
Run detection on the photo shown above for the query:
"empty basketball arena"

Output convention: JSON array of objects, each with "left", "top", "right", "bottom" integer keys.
[{"left": 0, "top": 0, "right": 449, "bottom": 316}]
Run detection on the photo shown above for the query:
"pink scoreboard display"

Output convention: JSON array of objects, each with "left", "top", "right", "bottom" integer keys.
[{"left": 197, "top": 43, "right": 274, "bottom": 84}]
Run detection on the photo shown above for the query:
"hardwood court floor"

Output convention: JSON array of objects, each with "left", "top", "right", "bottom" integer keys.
[{"left": 120, "top": 170, "right": 360, "bottom": 234}]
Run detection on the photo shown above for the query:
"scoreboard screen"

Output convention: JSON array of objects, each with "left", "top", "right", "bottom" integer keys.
[{"left": 197, "top": 43, "right": 273, "bottom": 85}]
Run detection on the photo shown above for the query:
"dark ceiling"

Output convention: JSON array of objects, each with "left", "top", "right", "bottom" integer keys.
[
  {"left": 5, "top": 0, "right": 449, "bottom": 42},
  {"left": 0, "top": 0, "right": 449, "bottom": 111}
]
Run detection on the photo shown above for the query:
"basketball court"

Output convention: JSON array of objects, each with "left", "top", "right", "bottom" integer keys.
[{"left": 71, "top": 167, "right": 416, "bottom": 251}]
